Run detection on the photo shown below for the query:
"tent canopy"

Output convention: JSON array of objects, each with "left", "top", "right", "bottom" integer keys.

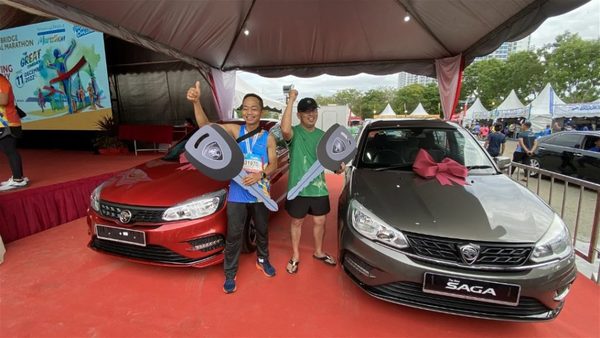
[
  {"left": 376, "top": 103, "right": 397, "bottom": 118},
  {"left": 1, "top": 0, "right": 587, "bottom": 78},
  {"left": 465, "top": 98, "right": 491, "bottom": 121},
  {"left": 495, "top": 89, "right": 528, "bottom": 118},
  {"left": 410, "top": 103, "right": 429, "bottom": 116},
  {"left": 529, "top": 83, "right": 565, "bottom": 117},
  {"left": 234, "top": 76, "right": 285, "bottom": 111}
]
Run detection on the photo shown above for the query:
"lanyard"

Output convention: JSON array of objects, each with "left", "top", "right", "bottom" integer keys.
[{"left": 244, "top": 130, "right": 260, "bottom": 155}]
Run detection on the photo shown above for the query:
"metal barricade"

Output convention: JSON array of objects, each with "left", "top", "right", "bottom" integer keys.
[{"left": 506, "top": 162, "right": 600, "bottom": 283}]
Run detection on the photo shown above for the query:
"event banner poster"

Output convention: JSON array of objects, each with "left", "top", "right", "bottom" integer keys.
[{"left": 0, "top": 19, "right": 112, "bottom": 130}]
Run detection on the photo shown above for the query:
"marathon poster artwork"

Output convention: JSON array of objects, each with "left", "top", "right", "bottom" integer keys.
[{"left": 0, "top": 19, "right": 112, "bottom": 130}]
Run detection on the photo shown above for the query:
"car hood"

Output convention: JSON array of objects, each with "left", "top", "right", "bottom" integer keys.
[
  {"left": 99, "top": 159, "right": 228, "bottom": 207},
  {"left": 348, "top": 169, "right": 554, "bottom": 243}
]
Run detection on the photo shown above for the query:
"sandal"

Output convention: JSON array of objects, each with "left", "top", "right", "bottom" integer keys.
[
  {"left": 313, "top": 253, "right": 337, "bottom": 266},
  {"left": 286, "top": 259, "right": 299, "bottom": 274}
]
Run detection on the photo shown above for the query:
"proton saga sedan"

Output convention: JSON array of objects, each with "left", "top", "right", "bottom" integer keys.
[
  {"left": 338, "top": 118, "right": 576, "bottom": 321},
  {"left": 86, "top": 120, "right": 289, "bottom": 268}
]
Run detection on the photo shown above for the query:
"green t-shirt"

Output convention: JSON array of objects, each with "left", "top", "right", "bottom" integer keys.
[{"left": 287, "top": 125, "right": 329, "bottom": 197}]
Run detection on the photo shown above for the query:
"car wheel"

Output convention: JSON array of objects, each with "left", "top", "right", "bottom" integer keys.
[
  {"left": 241, "top": 214, "right": 257, "bottom": 253},
  {"left": 528, "top": 158, "right": 540, "bottom": 177}
]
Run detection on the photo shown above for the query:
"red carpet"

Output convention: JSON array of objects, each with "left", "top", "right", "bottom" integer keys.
[{"left": 1, "top": 175, "right": 599, "bottom": 337}]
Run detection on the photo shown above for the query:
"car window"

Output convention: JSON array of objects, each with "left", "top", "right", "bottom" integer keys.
[
  {"left": 583, "top": 136, "right": 599, "bottom": 150},
  {"left": 269, "top": 123, "right": 288, "bottom": 151},
  {"left": 358, "top": 126, "right": 494, "bottom": 173},
  {"left": 546, "top": 133, "right": 583, "bottom": 148}
]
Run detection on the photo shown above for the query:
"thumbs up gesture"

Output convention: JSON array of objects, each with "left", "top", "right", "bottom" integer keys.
[{"left": 186, "top": 81, "right": 201, "bottom": 103}]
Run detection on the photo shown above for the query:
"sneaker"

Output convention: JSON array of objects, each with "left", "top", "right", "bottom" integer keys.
[
  {"left": 223, "top": 278, "right": 236, "bottom": 294},
  {"left": 256, "top": 257, "right": 276, "bottom": 277},
  {"left": 1, "top": 177, "right": 29, "bottom": 187}
]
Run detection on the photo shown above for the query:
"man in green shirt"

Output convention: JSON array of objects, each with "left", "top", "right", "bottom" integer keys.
[{"left": 281, "top": 89, "right": 344, "bottom": 274}]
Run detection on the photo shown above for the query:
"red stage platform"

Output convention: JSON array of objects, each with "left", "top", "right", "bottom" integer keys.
[
  {"left": 0, "top": 149, "right": 160, "bottom": 243},
  {"left": 0, "top": 160, "right": 598, "bottom": 337}
]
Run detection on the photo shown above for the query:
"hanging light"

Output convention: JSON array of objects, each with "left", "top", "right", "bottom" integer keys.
[
  {"left": 404, "top": 14, "right": 410, "bottom": 22},
  {"left": 243, "top": 29, "right": 250, "bottom": 36}
]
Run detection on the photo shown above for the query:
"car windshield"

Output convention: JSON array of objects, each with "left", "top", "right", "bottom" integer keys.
[{"left": 358, "top": 126, "right": 496, "bottom": 174}]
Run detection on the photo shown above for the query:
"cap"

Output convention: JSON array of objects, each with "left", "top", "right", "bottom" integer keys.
[{"left": 297, "top": 97, "right": 318, "bottom": 112}]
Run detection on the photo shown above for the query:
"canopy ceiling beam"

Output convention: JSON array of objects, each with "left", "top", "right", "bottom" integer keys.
[
  {"left": 396, "top": 0, "right": 452, "bottom": 56},
  {"left": 220, "top": 0, "right": 257, "bottom": 70}
]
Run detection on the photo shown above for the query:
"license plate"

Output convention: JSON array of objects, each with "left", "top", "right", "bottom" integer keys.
[
  {"left": 422, "top": 272, "right": 520, "bottom": 306},
  {"left": 95, "top": 224, "right": 146, "bottom": 247}
]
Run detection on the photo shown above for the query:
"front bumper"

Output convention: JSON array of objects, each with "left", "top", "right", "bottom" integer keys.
[
  {"left": 86, "top": 206, "right": 227, "bottom": 268},
  {"left": 339, "top": 224, "right": 577, "bottom": 321}
]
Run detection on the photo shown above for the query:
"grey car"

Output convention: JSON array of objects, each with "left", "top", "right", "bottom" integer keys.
[{"left": 338, "top": 119, "right": 576, "bottom": 321}]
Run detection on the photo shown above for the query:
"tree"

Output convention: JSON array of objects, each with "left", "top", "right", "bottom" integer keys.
[
  {"left": 541, "top": 33, "right": 600, "bottom": 103},
  {"left": 359, "top": 89, "right": 391, "bottom": 118},
  {"left": 461, "top": 58, "right": 508, "bottom": 109},
  {"left": 504, "top": 51, "right": 545, "bottom": 103},
  {"left": 393, "top": 84, "right": 425, "bottom": 114}
]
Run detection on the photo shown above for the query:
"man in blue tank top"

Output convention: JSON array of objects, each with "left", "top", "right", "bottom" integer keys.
[{"left": 187, "top": 81, "right": 278, "bottom": 294}]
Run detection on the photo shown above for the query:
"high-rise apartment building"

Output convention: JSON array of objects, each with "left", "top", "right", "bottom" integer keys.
[{"left": 397, "top": 72, "right": 436, "bottom": 89}]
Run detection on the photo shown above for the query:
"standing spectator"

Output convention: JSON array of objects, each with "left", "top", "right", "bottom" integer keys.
[
  {"left": 552, "top": 120, "right": 562, "bottom": 133},
  {"left": 544, "top": 125, "right": 552, "bottom": 136},
  {"left": 511, "top": 121, "right": 538, "bottom": 179},
  {"left": 280, "top": 89, "right": 345, "bottom": 274},
  {"left": 0, "top": 74, "right": 28, "bottom": 191},
  {"left": 473, "top": 122, "right": 480, "bottom": 137},
  {"left": 484, "top": 123, "right": 506, "bottom": 157},
  {"left": 480, "top": 124, "right": 489, "bottom": 140}
]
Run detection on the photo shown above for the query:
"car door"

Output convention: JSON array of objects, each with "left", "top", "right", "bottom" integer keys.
[
  {"left": 577, "top": 135, "right": 600, "bottom": 183},
  {"left": 536, "top": 132, "right": 584, "bottom": 176}
]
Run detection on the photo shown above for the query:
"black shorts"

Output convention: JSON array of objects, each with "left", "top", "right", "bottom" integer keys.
[{"left": 285, "top": 196, "right": 330, "bottom": 218}]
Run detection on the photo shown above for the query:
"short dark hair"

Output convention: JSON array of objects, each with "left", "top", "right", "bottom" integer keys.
[
  {"left": 523, "top": 121, "right": 532, "bottom": 128},
  {"left": 494, "top": 123, "right": 503, "bottom": 132},
  {"left": 242, "top": 93, "right": 264, "bottom": 110}
]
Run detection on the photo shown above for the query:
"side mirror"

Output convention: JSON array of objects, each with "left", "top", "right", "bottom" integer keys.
[{"left": 494, "top": 156, "right": 511, "bottom": 170}]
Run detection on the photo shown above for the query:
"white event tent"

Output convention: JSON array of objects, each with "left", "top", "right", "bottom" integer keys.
[
  {"left": 234, "top": 76, "right": 286, "bottom": 112},
  {"left": 495, "top": 90, "right": 528, "bottom": 119},
  {"left": 375, "top": 104, "right": 397, "bottom": 119},
  {"left": 464, "top": 98, "right": 491, "bottom": 123},
  {"left": 409, "top": 103, "right": 429, "bottom": 116},
  {"left": 528, "top": 83, "right": 565, "bottom": 132}
]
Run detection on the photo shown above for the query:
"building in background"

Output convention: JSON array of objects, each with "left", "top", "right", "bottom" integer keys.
[
  {"left": 397, "top": 72, "right": 436, "bottom": 89},
  {"left": 475, "top": 36, "right": 531, "bottom": 61}
]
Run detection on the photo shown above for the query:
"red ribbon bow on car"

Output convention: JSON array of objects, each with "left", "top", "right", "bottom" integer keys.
[{"left": 412, "top": 149, "right": 468, "bottom": 186}]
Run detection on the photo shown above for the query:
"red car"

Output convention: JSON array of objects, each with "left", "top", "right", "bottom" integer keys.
[{"left": 86, "top": 120, "right": 289, "bottom": 268}]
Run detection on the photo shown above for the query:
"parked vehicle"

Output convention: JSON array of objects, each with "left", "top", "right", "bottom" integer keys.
[
  {"left": 86, "top": 120, "right": 289, "bottom": 268},
  {"left": 338, "top": 119, "right": 576, "bottom": 321},
  {"left": 531, "top": 131, "right": 600, "bottom": 183}
]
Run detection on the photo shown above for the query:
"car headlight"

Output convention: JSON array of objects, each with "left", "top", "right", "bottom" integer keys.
[
  {"left": 162, "top": 189, "right": 226, "bottom": 221},
  {"left": 349, "top": 199, "right": 408, "bottom": 249},
  {"left": 531, "top": 213, "right": 573, "bottom": 263},
  {"left": 90, "top": 183, "right": 105, "bottom": 212}
]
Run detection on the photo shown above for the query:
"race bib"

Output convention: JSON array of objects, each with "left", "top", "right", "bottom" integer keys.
[{"left": 243, "top": 153, "right": 263, "bottom": 173}]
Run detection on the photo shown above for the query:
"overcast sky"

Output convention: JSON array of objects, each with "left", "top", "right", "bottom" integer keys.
[{"left": 238, "top": 0, "right": 600, "bottom": 103}]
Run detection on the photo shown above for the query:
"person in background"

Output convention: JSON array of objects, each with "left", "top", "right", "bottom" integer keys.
[
  {"left": 587, "top": 138, "right": 600, "bottom": 152},
  {"left": 511, "top": 121, "right": 538, "bottom": 179},
  {"left": 552, "top": 120, "right": 562, "bottom": 133},
  {"left": 186, "top": 81, "right": 278, "bottom": 294},
  {"left": 479, "top": 124, "right": 489, "bottom": 140},
  {"left": 484, "top": 123, "right": 506, "bottom": 157},
  {"left": 0, "top": 74, "right": 28, "bottom": 192}
]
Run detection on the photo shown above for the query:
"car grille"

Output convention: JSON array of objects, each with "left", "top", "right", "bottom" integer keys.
[
  {"left": 91, "top": 237, "right": 202, "bottom": 265},
  {"left": 405, "top": 233, "right": 533, "bottom": 268},
  {"left": 344, "top": 269, "right": 562, "bottom": 320},
  {"left": 351, "top": 277, "right": 555, "bottom": 320},
  {"left": 99, "top": 200, "right": 166, "bottom": 223}
]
